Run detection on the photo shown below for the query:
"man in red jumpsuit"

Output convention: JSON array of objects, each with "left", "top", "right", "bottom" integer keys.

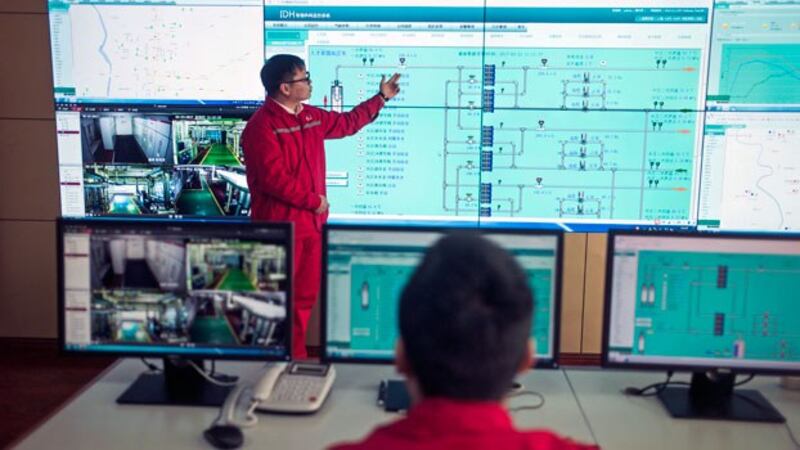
[
  {"left": 329, "top": 233, "right": 598, "bottom": 450},
  {"left": 242, "top": 55, "right": 400, "bottom": 358}
]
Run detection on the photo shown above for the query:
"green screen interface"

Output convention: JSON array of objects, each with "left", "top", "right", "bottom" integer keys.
[
  {"left": 607, "top": 235, "right": 800, "bottom": 372},
  {"left": 324, "top": 229, "right": 559, "bottom": 362}
]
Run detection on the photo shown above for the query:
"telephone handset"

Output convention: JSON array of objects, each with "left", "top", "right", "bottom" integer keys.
[
  {"left": 211, "top": 382, "right": 258, "bottom": 429},
  {"left": 203, "top": 363, "right": 288, "bottom": 449},
  {"left": 251, "top": 362, "right": 287, "bottom": 403},
  {"left": 214, "top": 361, "right": 335, "bottom": 429},
  {"left": 213, "top": 362, "right": 289, "bottom": 429}
]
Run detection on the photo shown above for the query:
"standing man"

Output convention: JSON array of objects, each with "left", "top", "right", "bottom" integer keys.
[{"left": 242, "top": 54, "right": 401, "bottom": 358}]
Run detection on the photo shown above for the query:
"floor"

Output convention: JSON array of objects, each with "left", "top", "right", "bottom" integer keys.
[{"left": 111, "top": 136, "right": 148, "bottom": 164}]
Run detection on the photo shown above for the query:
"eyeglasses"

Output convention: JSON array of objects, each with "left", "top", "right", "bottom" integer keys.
[{"left": 283, "top": 72, "right": 311, "bottom": 85}]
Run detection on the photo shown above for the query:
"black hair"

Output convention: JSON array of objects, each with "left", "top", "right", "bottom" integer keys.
[
  {"left": 398, "top": 231, "right": 534, "bottom": 401},
  {"left": 260, "top": 54, "right": 306, "bottom": 96}
]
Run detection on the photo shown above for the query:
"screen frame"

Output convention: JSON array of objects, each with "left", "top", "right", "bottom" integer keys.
[
  {"left": 57, "top": 217, "right": 294, "bottom": 362},
  {"left": 602, "top": 229, "right": 800, "bottom": 376},
  {"left": 320, "top": 223, "right": 563, "bottom": 369}
]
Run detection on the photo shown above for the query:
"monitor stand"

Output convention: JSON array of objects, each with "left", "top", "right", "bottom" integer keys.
[
  {"left": 657, "top": 371, "right": 785, "bottom": 423},
  {"left": 117, "top": 357, "right": 237, "bottom": 407}
]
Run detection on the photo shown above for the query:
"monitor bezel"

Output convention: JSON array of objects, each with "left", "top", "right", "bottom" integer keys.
[
  {"left": 320, "top": 223, "right": 564, "bottom": 369},
  {"left": 57, "top": 217, "right": 293, "bottom": 362},
  {"left": 602, "top": 229, "right": 800, "bottom": 375}
]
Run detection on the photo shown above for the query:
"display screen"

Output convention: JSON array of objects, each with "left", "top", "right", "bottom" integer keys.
[
  {"left": 49, "top": 0, "right": 800, "bottom": 232},
  {"left": 49, "top": 0, "right": 264, "bottom": 105},
  {"left": 60, "top": 219, "right": 292, "bottom": 359},
  {"left": 323, "top": 226, "right": 561, "bottom": 366},
  {"left": 57, "top": 108, "right": 250, "bottom": 218},
  {"left": 268, "top": 0, "right": 711, "bottom": 228},
  {"left": 605, "top": 233, "right": 800, "bottom": 373}
]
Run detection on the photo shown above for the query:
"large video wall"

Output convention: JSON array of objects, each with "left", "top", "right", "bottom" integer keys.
[{"left": 48, "top": 0, "right": 800, "bottom": 232}]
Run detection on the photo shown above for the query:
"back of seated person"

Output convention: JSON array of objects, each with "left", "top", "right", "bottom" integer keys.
[{"left": 328, "top": 232, "right": 598, "bottom": 450}]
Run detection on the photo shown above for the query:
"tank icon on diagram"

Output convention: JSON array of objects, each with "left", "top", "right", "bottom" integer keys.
[
  {"left": 331, "top": 80, "right": 343, "bottom": 112},
  {"left": 733, "top": 337, "right": 746, "bottom": 359},
  {"left": 360, "top": 281, "right": 370, "bottom": 310},
  {"left": 640, "top": 283, "right": 655, "bottom": 305}
]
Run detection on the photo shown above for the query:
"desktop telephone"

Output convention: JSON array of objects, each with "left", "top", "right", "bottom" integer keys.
[
  {"left": 256, "top": 361, "right": 336, "bottom": 413},
  {"left": 213, "top": 362, "right": 336, "bottom": 429}
]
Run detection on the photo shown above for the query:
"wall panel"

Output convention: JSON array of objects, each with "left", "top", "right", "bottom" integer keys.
[
  {"left": 0, "top": 120, "right": 59, "bottom": 220},
  {"left": 581, "top": 233, "right": 608, "bottom": 354},
  {"left": 0, "top": 1, "right": 46, "bottom": 14},
  {"left": 558, "top": 233, "right": 587, "bottom": 355},
  {"left": 0, "top": 13, "right": 54, "bottom": 119},
  {"left": 0, "top": 220, "right": 57, "bottom": 338}
]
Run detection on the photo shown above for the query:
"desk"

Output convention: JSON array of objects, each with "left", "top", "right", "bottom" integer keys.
[
  {"left": 565, "top": 368, "right": 800, "bottom": 450},
  {"left": 13, "top": 360, "right": 593, "bottom": 450}
]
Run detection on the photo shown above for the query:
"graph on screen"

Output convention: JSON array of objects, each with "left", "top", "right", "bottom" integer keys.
[{"left": 717, "top": 44, "right": 800, "bottom": 106}]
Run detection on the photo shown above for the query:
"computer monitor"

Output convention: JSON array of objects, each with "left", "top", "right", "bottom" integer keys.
[
  {"left": 603, "top": 231, "right": 800, "bottom": 422},
  {"left": 58, "top": 218, "right": 292, "bottom": 406},
  {"left": 321, "top": 225, "right": 562, "bottom": 368}
]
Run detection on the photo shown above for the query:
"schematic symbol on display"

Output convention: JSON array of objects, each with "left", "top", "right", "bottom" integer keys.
[
  {"left": 733, "top": 338, "right": 746, "bottom": 359},
  {"left": 331, "top": 80, "right": 343, "bottom": 112},
  {"left": 361, "top": 281, "right": 369, "bottom": 310}
]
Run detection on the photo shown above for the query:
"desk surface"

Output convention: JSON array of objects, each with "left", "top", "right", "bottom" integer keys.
[
  {"left": 13, "top": 361, "right": 800, "bottom": 450},
  {"left": 566, "top": 368, "right": 800, "bottom": 450},
  {"left": 13, "top": 360, "right": 594, "bottom": 450}
]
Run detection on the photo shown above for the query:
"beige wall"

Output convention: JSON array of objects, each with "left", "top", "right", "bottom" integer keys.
[
  {"left": 558, "top": 233, "right": 607, "bottom": 355},
  {"left": 0, "top": 1, "right": 608, "bottom": 355},
  {"left": 1, "top": 1, "right": 58, "bottom": 338}
]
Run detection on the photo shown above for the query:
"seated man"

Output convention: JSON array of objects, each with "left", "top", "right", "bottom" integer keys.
[{"left": 329, "top": 232, "right": 597, "bottom": 450}]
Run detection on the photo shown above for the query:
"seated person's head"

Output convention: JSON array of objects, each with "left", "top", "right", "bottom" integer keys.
[{"left": 397, "top": 232, "right": 534, "bottom": 402}]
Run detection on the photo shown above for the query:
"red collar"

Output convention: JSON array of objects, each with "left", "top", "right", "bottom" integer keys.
[{"left": 397, "top": 398, "right": 513, "bottom": 435}]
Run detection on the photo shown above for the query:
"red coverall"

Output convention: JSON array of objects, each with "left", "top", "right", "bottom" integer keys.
[
  {"left": 328, "top": 398, "right": 599, "bottom": 450},
  {"left": 242, "top": 95, "right": 385, "bottom": 358}
]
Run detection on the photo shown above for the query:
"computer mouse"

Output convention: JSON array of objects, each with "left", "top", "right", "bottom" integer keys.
[{"left": 203, "top": 424, "right": 244, "bottom": 449}]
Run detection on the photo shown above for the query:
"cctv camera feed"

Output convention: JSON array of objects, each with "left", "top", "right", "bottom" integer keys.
[
  {"left": 70, "top": 112, "right": 251, "bottom": 218},
  {"left": 62, "top": 227, "right": 289, "bottom": 357}
]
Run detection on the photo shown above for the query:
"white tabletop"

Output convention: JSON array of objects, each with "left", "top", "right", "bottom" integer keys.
[
  {"left": 564, "top": 368, "right": 800, "bottom": 450},
  {"left": 15, "top": 360, "right": 800, "bottom": 450},
  {"left": 13, "top": 360, "right": 595, "bottom": 450}
]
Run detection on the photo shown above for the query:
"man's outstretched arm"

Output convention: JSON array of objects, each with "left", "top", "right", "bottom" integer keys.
[{"left": 321, "top": 73, "right": 401, "bottom": 140}]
